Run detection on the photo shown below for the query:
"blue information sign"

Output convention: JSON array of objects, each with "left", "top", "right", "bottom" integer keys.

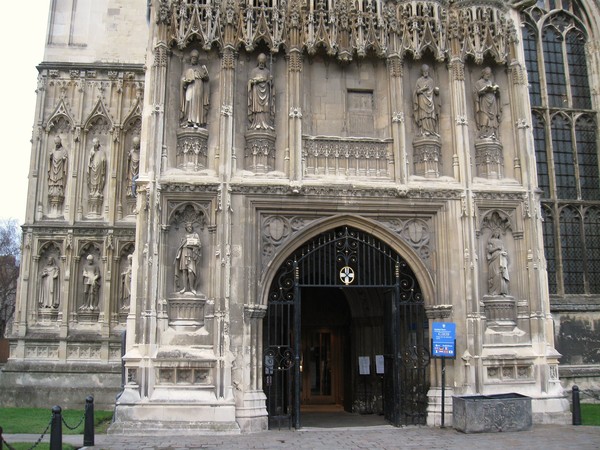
[{"left": 432, "top": 322, "right": 456, "bottom": 358}]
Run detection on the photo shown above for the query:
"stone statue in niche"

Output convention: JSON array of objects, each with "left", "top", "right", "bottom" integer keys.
[
  {"left": 174, "top": 223, "right": 201, "bottom": 294},
  {"left": 126, "top": 136, "right": 141, "bottom": 198},
  {"left": 180, "top": 50, "right": 210, "bottom": 128},
  {"left": 474, "top": 67, "right": 502, "bottom": 140},
  {"left": 87, "top": 138, "right": 107, "bottom": 198},
  {"left": 39, "top": 256, "right": 60, "bottom": 309},
  {"left": 48, "top": 136, "right": 68, "bottom": 202},
  {"left": 248, "top": 53, "right": 274, "bottom": 130},
  {"left": 487, "top": 231, "right": 509, "bottom": 296},
  {"left": 80, "top": 254, "right": 101, "bottom": 311},
  {"left": 120, "top": 254, "right": 133, "bottom": 310},
  {"left": 413, "top": 64, "right": 440, "bottom": 137}
]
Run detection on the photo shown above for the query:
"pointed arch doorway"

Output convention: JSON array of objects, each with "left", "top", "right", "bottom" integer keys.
[{"left": 263, "top": 226, "right": 430, "bottom": 429}]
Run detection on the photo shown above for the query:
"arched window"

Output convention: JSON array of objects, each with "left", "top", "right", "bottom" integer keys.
[
  {"left": 559, "top": 206, "right": 583, "bottom": 294},
  {"left": 522, "top": 1, "right": 600, "bottom": 295},
  {"left": 533, "top": 113, "right": 549, "bottom": 197}
]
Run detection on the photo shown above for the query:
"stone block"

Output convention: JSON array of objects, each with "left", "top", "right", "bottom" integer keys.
[{"left": 453, "top": 393, "right": 532, "bottom": 433}]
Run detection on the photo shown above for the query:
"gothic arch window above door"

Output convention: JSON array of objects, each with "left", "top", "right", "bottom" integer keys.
[{"left": 522, "top": 1, "right": 600, "bottom": 295}]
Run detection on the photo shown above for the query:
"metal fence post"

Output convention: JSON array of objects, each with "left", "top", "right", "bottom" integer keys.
[
  {"left": 84, "top": 395, "right": 95, "bottom": 447},
  {"left": 50, "top": 405, "right": 62, "bottom": 450},
  {"left": 572, "top": 385, "right": 582, "bottom": 425}
]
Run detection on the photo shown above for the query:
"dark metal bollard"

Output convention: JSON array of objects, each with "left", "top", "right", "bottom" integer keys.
[
  {"left": 84, "top": 395, "right": 95, "bottom": 447},
  {"left": 50, "top": 405, "right": 62, "bottom": 450},
  {"left": 572, "top": 385, "right": 582, "bottom": 425}
]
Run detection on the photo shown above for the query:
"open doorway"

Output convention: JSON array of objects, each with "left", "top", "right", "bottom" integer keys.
[
  {"left": 300, "top": 288, "right": 350, "bottom": 408},
  {"left": 263, "top": 226, "right": 430, "bottom": 429}
]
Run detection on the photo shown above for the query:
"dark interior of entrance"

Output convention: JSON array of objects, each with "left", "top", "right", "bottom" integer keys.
[{"left": 301, "top": 287, "right": 390, "bottom": 415}]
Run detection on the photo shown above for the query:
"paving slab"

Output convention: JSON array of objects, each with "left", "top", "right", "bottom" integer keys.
[{"left": 3, "top": 424, "right": 600, "bottom": 450}]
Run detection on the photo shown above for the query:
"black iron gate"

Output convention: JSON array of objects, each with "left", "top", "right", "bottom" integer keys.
[{"left": 264, "top": 226, "right": 430, "bottom": 428}]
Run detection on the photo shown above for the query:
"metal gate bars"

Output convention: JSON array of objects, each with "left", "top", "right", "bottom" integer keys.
[{"left": 263, "top": 226, "right": 430, "bottom": 428}]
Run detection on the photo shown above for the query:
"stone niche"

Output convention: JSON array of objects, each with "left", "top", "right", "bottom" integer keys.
[{"left": 167, "top": 204, "right": 208, "bottom": 331}]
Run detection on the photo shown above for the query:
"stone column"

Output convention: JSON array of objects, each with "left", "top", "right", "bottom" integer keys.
[
  {"left": 288, "top": 50, "right": 303, "bottom": 181},
  {"left": 236, "top": 304, "right": 268, "bottom": 432},
  {"left": 387, "top": 56, "right": 404, "bottom": 183}
]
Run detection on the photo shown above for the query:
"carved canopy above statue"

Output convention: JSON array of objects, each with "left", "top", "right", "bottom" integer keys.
[{"left": 157, "top": 0, "right": 519, "bottom": 65}]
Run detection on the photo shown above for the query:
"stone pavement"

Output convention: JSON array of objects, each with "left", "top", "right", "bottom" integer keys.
[{"left": 4, "top": 424, "right": 600, "bottom": 450}]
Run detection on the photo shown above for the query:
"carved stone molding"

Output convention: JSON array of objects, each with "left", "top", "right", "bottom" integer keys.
[
  {"left": 482, "top": 295, "right": 517, "bottom": 331},
  {"left": 167, "top": 294, "right": 207, "bottom": 329},
  {"left": 245, "top": 130, "right": 276, "bottom": 174},
  {"left": 377, "top": 217, "right": 434, "bottom": 270},
  {"left": 176, "top": 128, "right": 208, "bottom": 171},
  {"left": 448, "top": 59, "right": 465, "bottom": 81},
  {"left": 392, "top": 112, "right": 404, "bottom": 123},
  {"left": 287, "top": 51, "right": 303, "bottom": 72},
  {"left": 244, "top": 304, "right": 267, "bottom": 320},
  {"left": 302, "top": 136, "right": 392, "bottom": 179},
  {"left": 413, "top": 136, "right": 441, "bottom": 179},
  {"left": 164, "top": 1, "right": 517, "bottom": 65},
  {"left": 425, "top": 304, "right": 453, "bottom": 319},
  {"left": 261, "top": 214, "right": 320, "bottom": 269},
  {"left": 475, "top": 139, "right": 504, "bottom": 179}
]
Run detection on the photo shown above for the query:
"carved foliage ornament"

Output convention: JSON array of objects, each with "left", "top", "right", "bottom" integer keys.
[{"left": 161, "top": 0, "right": 519, "bottom": 64}]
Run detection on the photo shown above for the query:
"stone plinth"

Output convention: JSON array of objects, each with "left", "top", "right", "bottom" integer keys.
[
  {"left": 413, "top": 135, "right": 441, "bottom": 178},
  {"left": 475, "top": 139, "right": 503, "bottom": 179},
  {"left": 453, "top": 393, "right": 532, "bottom": 433},
  {"left": 87, "top": 195, "right": 103, "bottom": 218},
  {"left": 245, "top": 129, "right": 276, "bottom": 174},
  {"left": 48, "top": 194, "right": 64, "bottom": 218},
  {"left": 482, "top": 295, "right": 516, "bottom": 330},
  {"left": 78, "top": 309, "right": 100, "bottom": 322},
  {"left": 38, "top": 308, "right": 59, "bottom": 322},
  {"left": 167, "top": 293, "right": 207, "bottom": 329},
  {"left": 176, "top": 128, "right": 208, "bottom": 171}
]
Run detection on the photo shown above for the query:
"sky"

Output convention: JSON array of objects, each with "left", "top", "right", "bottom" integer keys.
[{"left": 0, "top": 2, "right": 50, "bottom": 224}]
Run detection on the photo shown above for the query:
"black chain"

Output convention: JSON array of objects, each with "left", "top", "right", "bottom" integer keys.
[
  {"left": 25, "top": 418, "right": 52, "bottom": 450},
  {"left": 4, "top": 417, "right": 53, "bottom": 450},
  {"left": 62, "top": 411, "right": 86, "bottom": 431},
  {"left": 580, "top": 389, "right": 600, "bottom": 402},
  {"left": 1, "top": 435, "right": 17, "bottom": 450}
]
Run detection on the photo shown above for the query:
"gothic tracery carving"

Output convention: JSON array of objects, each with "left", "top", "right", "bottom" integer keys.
[{"left": 163, "top": 1, "right": 518, "bottom": 65}]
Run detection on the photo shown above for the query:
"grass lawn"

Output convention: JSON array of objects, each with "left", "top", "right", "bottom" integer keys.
[
  {"left": 581, "top": 403, "right": 600, "bottom": 426},
  {"left": 0, "top": 407, "right": 113, "bottom": 435}
]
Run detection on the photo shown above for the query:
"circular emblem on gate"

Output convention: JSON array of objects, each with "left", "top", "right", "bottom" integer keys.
[{"left": 340, "top": 266, "right": 355, "bottom": 285}]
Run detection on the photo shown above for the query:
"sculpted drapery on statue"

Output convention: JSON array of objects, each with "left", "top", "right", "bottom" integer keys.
[
  {"left": 413, "top": 64, "right": 440, "bottom": 137},
  {"left": 180, "top": 50, "right": 210, "bottom": 128},
  {"left": 175, "top": 223, "right": 201, "bottom": 294},
  {"left": 39, "top": 256, "right": 60, "bottom": 309},
  {"left": 81, "top": 254, "right": 101, "bottom": 311},
  {"left": 474, "top": 67, "right": 502, "bottom": 140},
  {"left": 126, "top": 136, "right": 141, "bottom": 198},
  {"left": 48, "top": 136, "right": 68, "bottom": 199},
  {"left": 87, "top": 138, "right": 107, "bottom": 197},
  {"left": 248, "top": 53, "right": 274, "bottom": 130},
  {"left": 120, "top": 254, "right": 133, "bottom": 310},
  {"left": 487, "top": 232, "right": 510, "bottom": 296}
]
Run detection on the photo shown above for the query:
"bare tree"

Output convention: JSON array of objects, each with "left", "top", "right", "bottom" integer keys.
[{"left": 0, "top": 219, "right": 21, "bottom": 338}]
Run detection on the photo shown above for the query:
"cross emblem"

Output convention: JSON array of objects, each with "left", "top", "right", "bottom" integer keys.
[{"left": 340, "top": 266, "right": 355, "bottom": 285}]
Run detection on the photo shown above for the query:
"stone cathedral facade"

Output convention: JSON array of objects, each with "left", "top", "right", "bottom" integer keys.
[{"left": 3, "top": 0, "right": 600, "bottom": 433}]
